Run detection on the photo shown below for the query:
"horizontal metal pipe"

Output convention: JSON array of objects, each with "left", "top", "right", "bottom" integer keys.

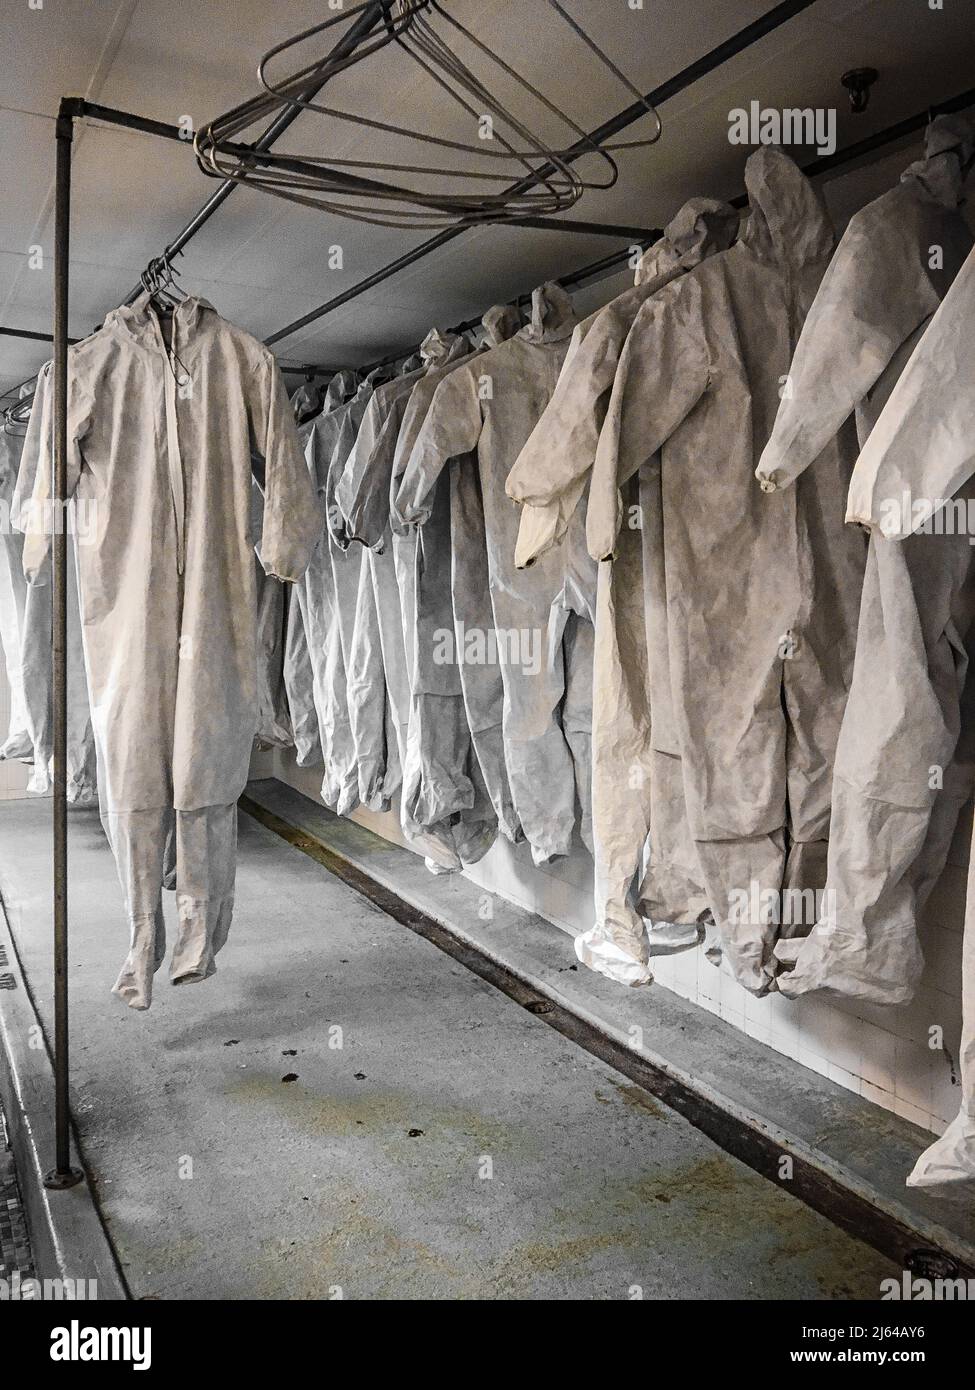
[
  {"left": 266, "top": 0, "right": 821, "bottom": 347},
  {"left": 0, "top": 319, "right": 335, "bottom": 380},
  {"left": 0, "top": 325, "right": 79, "bottom": 344},
  {"left": 508, "top": 216, "right": 658, "bottom": 239},
  {"left": 351, "top": 81, "right": 975, "bottom": 376}
]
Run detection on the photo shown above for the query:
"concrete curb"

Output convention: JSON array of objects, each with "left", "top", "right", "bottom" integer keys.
[{"left": 0, "top": 892, "right": 128, "bottom": 1301}]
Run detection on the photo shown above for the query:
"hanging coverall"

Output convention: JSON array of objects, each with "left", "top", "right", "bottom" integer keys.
[
  {"left": 338, "top": 332, "right": 497, "bottom": 872},
  {"left": 13, "top": 364, "right": 98, "bottom": 804},
  {"left": 0, "top": 424, "right": 32, "bottom": 761},
  {"left": 251, "top": 478, "right": 294, "bottom": 751},
  {"left": 835, "top": 245, "right": 975, "bottom": 1187},
  {"left": 279, "top": 374, "right": 356, "bottom": 771},
  {"left": 281, "top": 588, "right": 322, "bottom": 768},
  {"left": 294, "top": 368, "right": 366, "bottom": 814},
  {"left": 20, "top": 295, "right": 320, "bottom": 1010},
  {"left": 311, "top": 369, "right": 396, "bottom": 810},
  {"left": 588, "top": 148, "right": 868, "bottom": 994},
  {"left": 506, "top": 198, "right": 738, "bottom": 984},
  {"left": 753, "top": 115, "right": 975, "bottom": 1007},
  {"left": 333, "top": 364, "right": 430, "bottom": 815},
  {"left": 397, "top": 284, "right": 593, "bottom": 866},
  {"left": 390, "top": 305, "right": 524, "bottom": 845}
]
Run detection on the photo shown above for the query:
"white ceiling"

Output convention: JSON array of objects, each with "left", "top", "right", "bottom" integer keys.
[{"left": 1, "top": 0, "right": 974, "bottom": 397}]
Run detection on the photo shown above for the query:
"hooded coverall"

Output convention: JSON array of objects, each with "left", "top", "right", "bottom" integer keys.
[
  {"left": 390, "top": 305, "right": 524, "bottom": 845},
  {"left": 803, "top": 245, "right": 975, "bottom": 1187},
  {"left": 588, "top": 149, "right": 868, "bottom": 994},
  {"left": 303, "top": 370, "right": 394, "bottom": 810},
  {"left": 338, "top": 332, "right": 496, "bottom": 872},
  {"left": 292, "top": 368, "right": 366, "bottom": 814},
  {"left": 506, "top": 198, "right": 739, "bottom": 983},
  {"left": 20, "top": 294, "right": 320, "bottom": 1010},
  {"left": 397, "top": 284, "right": 593, "bottom": 867},
  {"left": 753, "top": 116, "right": 975, "bottom": 1009},
  {"left": 280, "top": 373, "right": 359, "bottom": 771}
]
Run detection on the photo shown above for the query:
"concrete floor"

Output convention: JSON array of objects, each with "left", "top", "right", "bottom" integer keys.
[{"left": 0, "top": 798, "right": 898, "bottom": 1300}]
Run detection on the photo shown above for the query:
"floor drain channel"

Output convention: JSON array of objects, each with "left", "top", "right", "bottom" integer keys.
[{"left": 0, "top": 1102, "right": 35, "bottom": 1281}]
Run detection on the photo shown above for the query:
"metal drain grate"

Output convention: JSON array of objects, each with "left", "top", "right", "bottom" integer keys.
[{"left": 0, "top": 1102, "right": 34, "bottom": 1282}]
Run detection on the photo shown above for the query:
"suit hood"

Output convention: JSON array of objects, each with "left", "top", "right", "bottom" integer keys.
[
  {"left": 739, "top": 147, "right": 834, "bottom": 269},
  {"left": 636, "top": 197, "right": 739, "bottom": 285},
  {"left": 519, "top": 282, "right": 577, "bottom": 345},
  {"left": 481, "top": 303, "right": 523, "bottom": 347}
]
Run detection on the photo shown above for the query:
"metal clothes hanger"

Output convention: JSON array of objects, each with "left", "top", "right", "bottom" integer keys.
[
  {"left": 193, "top": 0, "right": 662, "bottom": 230},
  {"left": 140, "top": 251, "right": 188, "bottom": 315}
]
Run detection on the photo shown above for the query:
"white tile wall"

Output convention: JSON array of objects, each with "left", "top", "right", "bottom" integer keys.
[{"left": 275, "top": 746, "right": 966, "bottom": 1139}]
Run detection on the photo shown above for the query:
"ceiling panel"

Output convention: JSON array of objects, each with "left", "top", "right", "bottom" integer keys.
[{"left": 0, "top": 0, "right": 135, "bottom": 114}]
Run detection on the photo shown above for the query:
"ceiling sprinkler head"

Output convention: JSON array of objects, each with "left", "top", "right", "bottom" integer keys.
[{"left": 841, "top": 67, "right": 879, "bottom": 114}]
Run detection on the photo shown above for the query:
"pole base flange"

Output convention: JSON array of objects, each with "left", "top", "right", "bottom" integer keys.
[{"left": 44, "top": 1166, "right": 84, "bottom": 1190}]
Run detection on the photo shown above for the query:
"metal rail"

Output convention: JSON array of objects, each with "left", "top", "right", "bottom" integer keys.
[
  {"left": 351, "top": 81, "right": 975, "bottom": 377},
  {"left": 265, "top": 0, "right": 821, "bottom": 346}
]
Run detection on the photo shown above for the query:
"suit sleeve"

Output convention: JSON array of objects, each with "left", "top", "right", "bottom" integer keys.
[
  {"left": 20, "top": 359, "right": 90, "bottom": 584},
  {"left": 755, "top": 204, "right": 938, "bottom": 491},
  {"left": 395, "top": 366, "right": 482, "bottom": 527},
  {"left": 253, "top": 354, "right": 322, "bottom": 582},
  {"left": 586, "top": 279, "right": 710, "bottom": 561}
]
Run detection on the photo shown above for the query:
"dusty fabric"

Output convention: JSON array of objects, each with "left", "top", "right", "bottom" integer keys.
[
  {"left": 390, "top": 306, "right": 522, "bottom": 845},
  {"left": 507, "top": 198, "right": 739, "bottom": 567},
  {"left": 296, "top": 369, "right": 366, "bottom": 813},
  {"left": 749, "top": 124, "right": 975, "bottom": 1007},
  {"left": 106, "top": 802, "right": 237, "bottom": 1011},
  {"left": 795, "top": 246, "right": 975, "bottom": 1185},
  {"left": 447, "top": 455, "right": 521, "bottom": 843},
  {"left": 266, "top": 381, "right": 341, "bottom": 767},
  {"left": 634, "top": 459, "right": 711, "bottom": 936},
  {"left": 13, "top": 370, "right": 98, "bottom": 803},
  {"left": 19, "top": 294, "right": 319, "bottom": 1007},
  {"left": 0, "top": 427, "right": 32, "bottom": 760},
  {"left": 251, "top": 479, "right": 293, "bottom": 750},
  {"left": 503, "top": 199, "right": 736, "bottom": 980},
  {"left": 847, "top": 242, "right": 975, "bottom": 538},
  {"left": 576, "top": 468, "right": 709, "bottom": 986},
  {"left": 332, "top": 369, "right": 397, "bottom": 811},
  {"left": 756, "top": 115, "right": 974, "bottom": 492},
  {"left": 312, "top": 371, "right": 387, "bottom": 804},
  {"left": 773, "top": 521, "right": 975, "bottom": 1005},
  {"left": 339, "top": 332, "right": 495, "bottom": 870},
  {"left": 281, "top": 587, "right": 322, "bottom": 767},
  {"left": 398, "top": 284, "right": 594, "bottom": 866},
  {"left": 587, "top": 149, "right": 867, "bottom": 993}
]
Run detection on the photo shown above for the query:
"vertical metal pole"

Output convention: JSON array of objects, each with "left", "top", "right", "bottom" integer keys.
[{"left": 45, "top": 102, "right": 82, "bottom": 1190}]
